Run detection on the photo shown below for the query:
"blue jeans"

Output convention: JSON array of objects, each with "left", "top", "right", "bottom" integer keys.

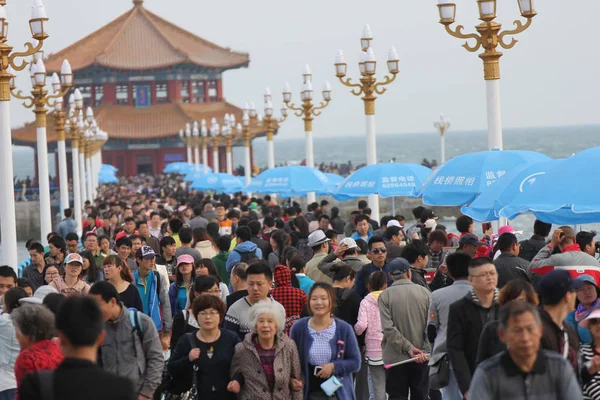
[
  {"left": 440, "top": 366, "right": 462, "bottom": 400},
  {"left": 0, "top": 388, "right": 16, "bottom": 400}
]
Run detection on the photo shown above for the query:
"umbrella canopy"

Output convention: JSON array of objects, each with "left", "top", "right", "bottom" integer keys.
[
  {"left": 337, "top": 163, "right": 431, "bottom": 198},
  {"left": 163, "top": 162, "right": 192, "bottom": 174},
  {"left": 98, "top": 173, "right": 118, "bottom": 184},
  {"left": 101, "top": 164, "right": 118, "bottom": 173},
  {"left": 190, "top": 173, "right": 244, "bottom": 193},
  {"left": 183, "top": 166, "right": 214, "bottom": 182},
  {"left": 461, "top": 159, "right": 565, "bottom": 222},
  {"left": 414, "top": 149, "right": 550, "bottom": 206},
  {"left": 499, "top": 147, "right": 600, "bottom": 224},
  {"left": 245, "top": 166, "right": 330, "bottom": 195}
]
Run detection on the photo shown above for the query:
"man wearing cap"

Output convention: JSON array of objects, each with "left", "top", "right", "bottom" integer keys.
[
  {"left": 447, "top": 257, "right": 500, "bottom": 398},
  {"left": 405, "top": 206, "right": 426, "bottom": 240},
  {"left": 458, "top": 233, "right": 486, "bottom": 258},
  {"left": 468, "top": 301, "right": 582, "bottom": 400},
  {"left": 539, "top": 269, "right": 581, "bottom": 373},
  {"left": 317, "top": 237, "right": 365, "bottom": 277},
  {"left": 305, "top": 230, "right": 333, "bottom": 284},
  {"left": 133, "top": 246, "right": 172, "bottom": 334},
  {"left": 531, "top": 226, "right": 600, "bottom": 278},
  {"left": 379, "top": 257, "right": 431, "bottom": 400}
]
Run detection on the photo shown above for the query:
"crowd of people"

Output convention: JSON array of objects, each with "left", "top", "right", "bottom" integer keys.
[{"left": 2, "top": 174, "right": 600, "bottom": 399}]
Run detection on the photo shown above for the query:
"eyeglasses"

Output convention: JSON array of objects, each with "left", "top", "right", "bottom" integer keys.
[
  {"left": 46, "top": 272, "right": 59, "bottom": 276},
  {"left": 470, "top": 270, "right": 497, "bottom": 279},
  {"left": 198, "top": 311, "right": 220, "bottom": 318},
  {"left": 370, "top": 248, "right": 387, "bottom": 255}
]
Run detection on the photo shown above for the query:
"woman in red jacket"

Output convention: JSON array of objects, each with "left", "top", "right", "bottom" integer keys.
[{"left": 12, "top": 303, "right": 63, "bottom": 397}]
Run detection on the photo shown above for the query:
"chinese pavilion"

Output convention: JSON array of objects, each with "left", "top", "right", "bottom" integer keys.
[{"left": 12, "top": 0, "right": 263, "bottom": 177}]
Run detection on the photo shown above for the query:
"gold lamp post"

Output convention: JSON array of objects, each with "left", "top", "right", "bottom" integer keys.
[
  {"left": 0, "top": 0, "right": 50, "bottom": 265},
  {"left": 262, "top": 87, "right": 288, "bottom": 170},
  {"left": 437, "top": 0, "right": 536, "bottom": 150},
  {"left": 65, "top": 92, "right": 84, "bottom": 235},
  {"left": 334, "top": 24, "right": 400, "bottom": 221},
  {"left": 222, "top": 113, "right": 238, "bottom": 175},
  {"left": 239, "top": 104, "right": 260, "bottom": 186},
  {"left": 283, "top": 65, "right": 331, "bottom": 203},
  {"left": 178, "top": 126, "right": 193, "bottom": 165},
  {"left": 12, "top": 56, "right": 71, "bottom": 244}
]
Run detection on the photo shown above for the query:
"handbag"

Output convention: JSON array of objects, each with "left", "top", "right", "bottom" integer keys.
[
  {"left": 320, "top": 376, "right": 343, "bottom": 397},
  {"left": 428, "top": 354, "right": 449, "bottom": 390}
]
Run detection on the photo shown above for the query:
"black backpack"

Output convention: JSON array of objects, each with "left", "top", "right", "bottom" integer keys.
[{"left": 233, "top": 248, "right": 258, "bottom": 264}]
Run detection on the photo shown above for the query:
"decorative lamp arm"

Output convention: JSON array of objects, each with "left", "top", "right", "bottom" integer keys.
[
  {"left": 444, "top": 24, "right": 482, "bottom": 52},
  {"left": 498, "top": 17, "right": 534, "bottom": 50}
]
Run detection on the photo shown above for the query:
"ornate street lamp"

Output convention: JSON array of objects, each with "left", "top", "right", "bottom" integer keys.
[
  {"left": 437, "top": 0, "right": 536, "bottom": 150},
  {"left": 334, "top": 24, "right": 400, "bottom": 221},
  {"left": 283, "top": 65, "right": 331, "bottom": 203},
  {"left": 262, "top": 87, "right": 287, "bottom": 170},
  {"left": 433, "top": 114, "right": 451, "bottom": 164},
  {"left": 12, "top": 56, "right": 72, "bottom": 244}
]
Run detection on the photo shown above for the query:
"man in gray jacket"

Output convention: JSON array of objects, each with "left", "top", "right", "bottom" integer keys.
[
  {"left": 379, "top": 257, "right": 431, "bottom": 400},
  {"left": 318, "top": 238, "right": 365, "bottom": 276},
  {"left": 530, "top": 226, "right": 600, "bottom": 276},
  {"left": 90, "top": 281, "right": 164, "bottom": 400}
]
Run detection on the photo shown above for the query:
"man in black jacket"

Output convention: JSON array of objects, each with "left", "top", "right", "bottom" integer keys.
[
  {"left": 248, "top": 220, "right": 272, "bottom": 260},
  {"left": 519, "top": 219, "right": 552, "bottom": 261},
  {"left": 447, "top": 257, "right": 500, "bottom": 398},
  {"left": 19, "top": 296, "right": 136, "bottom": 400},
  {"left": 494, "top": 232, "right": 532, "bottom": 288}
]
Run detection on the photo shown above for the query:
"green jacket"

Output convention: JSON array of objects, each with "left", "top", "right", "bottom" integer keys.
[{"left": 212, "top": 252, "right": 230, "bottom": 284}]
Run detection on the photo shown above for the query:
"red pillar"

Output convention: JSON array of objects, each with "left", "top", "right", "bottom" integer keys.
[
  {"left": 150, "top": 82, "right": 157, "bottom": 105},
  {"left": 219, "top": 147, "right": 227, "bottom": 172},
  {"left": 104, "top": 83, "right": 116, "bottom": 105},
  {"left": 168, "top": 80, "right": 181, "bottom": 103},
  {"left": 204, "top": 80, "right": 210, "bottom": 103},
  {"left": 217, "top": 78, "right": 223, "bottom": 101}
]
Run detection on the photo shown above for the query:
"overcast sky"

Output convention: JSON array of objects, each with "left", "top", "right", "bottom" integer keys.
[{"left": 6, "top": 0, "right": 600, "bottom": 139}]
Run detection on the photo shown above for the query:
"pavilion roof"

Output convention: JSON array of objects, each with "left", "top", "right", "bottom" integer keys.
[
  {"left": 11, "top": 102, "right": 265, "bottom": 144},
  {"left": 44, "top": 0, "right": 249, "bottom": 73}
]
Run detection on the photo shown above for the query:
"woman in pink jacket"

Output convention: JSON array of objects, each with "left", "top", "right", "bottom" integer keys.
[{"left": 354, "top": 271, "right": 387, "bottom": 400}]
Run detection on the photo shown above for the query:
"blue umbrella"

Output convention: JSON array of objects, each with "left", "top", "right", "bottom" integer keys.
[
  {"left": 190, "top": 173, "right": 244, "bottom": 193},
  {"left": 499, "top": 147, "right": 600, "bottom": 224},
  {"left": 414, "top": 149, "right": 550, "bottom": 206},
  {"left": 101, "top": 164, "right": 118, "bottom": 173},
  {"left": 461, "top": 159, "right": 565, "bottom": 222},
  {"left": 98, "top": 173, "right": 118, "bottom": 184},
  {"left": 245, "top": 166, "right": 330, "bottom": 195},
  {"left": 183, "top": 166, "right": 213, "bottom": 182},
  {"left": 163, "top": 162, "right": 190, "bottom": 174},
  {"left": 337, "top": 163, "right": 431, "bottom": 198}
]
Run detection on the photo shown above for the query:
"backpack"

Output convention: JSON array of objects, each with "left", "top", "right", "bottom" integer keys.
[
  {"left": 295, "top": 238, "right": 312, "bottom": 261},
  {"left": 233, "top": 248, "right": 258, "bottom": 264}
]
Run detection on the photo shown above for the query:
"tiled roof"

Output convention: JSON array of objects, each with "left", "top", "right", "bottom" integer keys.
[
  {"left": 44, "top": 2, "right": 249, "bottom": 72},
  {"left": 11, "top": 102, "right": 265, "bottom": 144}
]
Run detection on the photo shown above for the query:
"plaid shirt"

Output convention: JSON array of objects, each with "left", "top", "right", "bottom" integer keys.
[
  {"left": 428, "top": 249, "right": 447, "bottom": 270},
  {"left": 271, "top": 265, "right": 307, "bottom": 334}
]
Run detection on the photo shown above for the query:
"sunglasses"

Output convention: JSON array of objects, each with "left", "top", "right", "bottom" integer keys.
[{"left": 371, "top": 248, "right": 387, "bottom": 255}]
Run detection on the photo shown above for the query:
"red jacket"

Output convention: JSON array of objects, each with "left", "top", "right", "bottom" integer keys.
[
  {"left": 15, "top": 339, "right": 63, "bottom": 396},
  {"left": 271, "top": 265, "right": 307, "bottom": 334}
]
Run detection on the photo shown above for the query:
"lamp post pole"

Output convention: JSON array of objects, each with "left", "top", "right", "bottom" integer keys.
[
  {"left": 52, "top": 61, "right": 73, "bottom": 214},
  {"left": 191, "top": 122, "right": 200, "bottom": 170},
  {"left": 223, "top": 113, "right": 237, "bottom": 175},
  {"left": 13, "top": 57, "right": 71, "bottom": 244},
  {"left": 334, "top": 25, "right": 400, "bottom": 222},
  {"left": 434, "top": 114, "right": 450, "bottom": 164},
  {"left": 283, "top": 65, "right": 331, "bottom": 203},
  {"left": 210, "top": 118, "right": 221, "bottom": 172},
  {"left": 66, "top": 101, "right": 82, "bottom": 235},
  {"left": 262, "top": 87, "right": 287, "bottom": 170},
  {"left": 0, "top": 0, "right": 50, "bottom": 266},
  {"left": 178, "top": 128, "right": 192, "bottom": 165},
  {"left": 437, "top": 0, "right": 536, "bottom": 150}
]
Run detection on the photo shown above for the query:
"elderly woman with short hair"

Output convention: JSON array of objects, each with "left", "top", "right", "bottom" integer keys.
[
  {"left": 12, "top": 303, "right": 63, "bottom": 394},
  {"left": 228, "top": 300, "right": 303, "bottom": 400}
]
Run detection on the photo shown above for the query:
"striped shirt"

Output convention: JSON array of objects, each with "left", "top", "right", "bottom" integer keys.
[
  {"left": 308, "top": 320, "right": 336, "bottom": 366},
  {"left": 580, "top": 344, "right": 600, "bottom": 400}
]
